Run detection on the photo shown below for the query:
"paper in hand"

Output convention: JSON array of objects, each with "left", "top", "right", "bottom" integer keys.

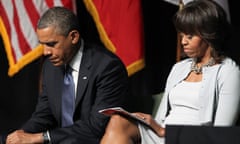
[{"left": 99, "top": 107, "right": 150, "bottom": 127}]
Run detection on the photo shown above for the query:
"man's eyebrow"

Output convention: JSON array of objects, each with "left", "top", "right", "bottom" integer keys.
[{"left": 38, "top": 41, "right": 57, "bottom": 45}]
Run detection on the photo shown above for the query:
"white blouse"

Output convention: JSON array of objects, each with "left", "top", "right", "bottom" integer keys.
[{"left": 164, "top": 81, "right": 202, "bottom": 126}]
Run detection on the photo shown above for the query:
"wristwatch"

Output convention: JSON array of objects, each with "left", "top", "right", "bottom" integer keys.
[{"left": 43, "top": 131, "right": 50, "bottom": 144}]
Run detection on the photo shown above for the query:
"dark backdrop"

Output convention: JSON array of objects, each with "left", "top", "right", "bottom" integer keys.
[{"left": 0, "top": 1, "right": 239, "bottom": 133}]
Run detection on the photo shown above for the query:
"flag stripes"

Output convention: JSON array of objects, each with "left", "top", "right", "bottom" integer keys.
[{"left": 0, "top": 0, "right": 75, "bottom": 76}]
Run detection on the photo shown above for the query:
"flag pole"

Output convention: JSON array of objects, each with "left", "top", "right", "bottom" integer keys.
[{"left": 176, "top": 0, "right": 184, "bottom": 62}]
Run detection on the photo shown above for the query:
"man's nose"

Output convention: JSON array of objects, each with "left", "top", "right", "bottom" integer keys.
[{"left": 43, "top": 46, "right": 52, "bottom": 56}]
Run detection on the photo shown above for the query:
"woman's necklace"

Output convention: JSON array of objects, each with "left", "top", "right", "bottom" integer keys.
[{"left": 191, "top": 57, "right": 215, "bottom": 74}]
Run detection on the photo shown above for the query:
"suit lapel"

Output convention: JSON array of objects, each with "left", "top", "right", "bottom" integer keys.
[
  {"left": 75, "top": 44, "right": 91, "bottom": 108},
  {"left": 75, "top": 66, "right": 89, "bottom": 106}
]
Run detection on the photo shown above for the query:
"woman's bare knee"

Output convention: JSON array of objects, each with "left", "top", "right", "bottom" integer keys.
[
  {"left": 101, "top": 115, "right": 140, "bottom": 144},
  {"left": 105, "top": 115, "right": 140, "bottom": 138}
]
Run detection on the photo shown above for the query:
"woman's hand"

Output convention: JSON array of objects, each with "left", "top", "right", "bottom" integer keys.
[{"left": 132, "top": 112, "right": 165, "bottom": 137}]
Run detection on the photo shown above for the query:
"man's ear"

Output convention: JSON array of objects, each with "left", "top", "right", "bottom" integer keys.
[{"left": 69, "top": 30, "right": 80, "bottom": 44}]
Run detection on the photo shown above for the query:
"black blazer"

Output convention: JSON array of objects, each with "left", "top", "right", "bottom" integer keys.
[{"left": 21, "top": 42, "right": 129, "bottom": 144}]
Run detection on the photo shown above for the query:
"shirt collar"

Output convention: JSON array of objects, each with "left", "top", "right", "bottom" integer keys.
[{"left": 69, "top": 39, "right": 84, "bottom": 72}]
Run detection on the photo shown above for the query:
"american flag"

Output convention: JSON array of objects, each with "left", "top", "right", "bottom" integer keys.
[
  {"left": 0, "top": 0, "right": 76, "bottom": 76},
  {"left": 83, "top": 0, "right": 145, "bottom": 76}
]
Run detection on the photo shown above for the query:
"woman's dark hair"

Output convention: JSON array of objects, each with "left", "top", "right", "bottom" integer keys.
[{"left": 173, "top": 0, "right": 231, "bottom": 62}]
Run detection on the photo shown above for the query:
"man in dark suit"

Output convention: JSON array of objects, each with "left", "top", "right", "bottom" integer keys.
[{"left": 4, "top": 7, "right": 129, "bottom": 144}]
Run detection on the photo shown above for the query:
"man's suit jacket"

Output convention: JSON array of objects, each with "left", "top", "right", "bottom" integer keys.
[{"left": 21, "top": 42, "right": 129, "bottom": 144}]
